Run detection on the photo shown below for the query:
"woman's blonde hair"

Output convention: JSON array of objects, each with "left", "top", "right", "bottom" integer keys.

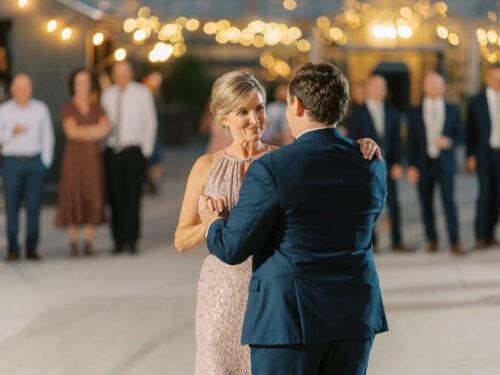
[{"left": 209, "top": 70, "right": 267, "bottom": 128}]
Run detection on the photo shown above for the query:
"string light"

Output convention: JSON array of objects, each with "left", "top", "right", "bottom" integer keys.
[
  {"left": 114, "top": 48, "right": 127, "bottom": 61},
  {"left": 18, "top": 0, "right": 28, "bottom": 8},
  {"left": 92, "top": 32, "right": 104, "bottom": 46},
  {"left": 283, "top": 0, "right": 297, "bottom": 11},
  {"left": 61, "top": 27, "right": 72, "bottom": 41},
  {"left": 47, "top": 20, "right": 57, "bottom": 33}
]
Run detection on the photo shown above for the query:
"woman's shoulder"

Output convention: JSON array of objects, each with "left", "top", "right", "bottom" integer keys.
[
  {"left": 61, "top": 101, "right": 76, "bottom": 111},
  {"left": 60, "top": 101, "right": 77, "bottom": 118},
  {"left": 191, "top": 151, "right": 222, "bottom": 176}
]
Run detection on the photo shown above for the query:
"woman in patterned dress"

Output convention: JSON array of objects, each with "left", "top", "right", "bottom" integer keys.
[{"left": 55, "top": 69, "right": 110, "bottom": 256}]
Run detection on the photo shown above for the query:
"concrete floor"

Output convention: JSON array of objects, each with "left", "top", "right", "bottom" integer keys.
[{"left": 0, "top": 146, "right": 499, "bottom": 375}]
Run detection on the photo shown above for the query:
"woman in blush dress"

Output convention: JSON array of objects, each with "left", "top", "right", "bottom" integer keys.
[
  {"left": 176, "top": 71, "right": 274, "bottom": 374},
  {"left": 175, "top": 71, "right": 381, "bottom": 374},
  {"left": 55, "top": 69, "right": 111, "bottom": 256}
]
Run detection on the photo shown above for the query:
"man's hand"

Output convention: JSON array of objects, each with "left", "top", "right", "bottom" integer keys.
[
  {"left": 434, "top": 135, "right": 452, "bottom": 150},
  {"left": 198, "top": 196, "right": 223, "bottom": 229},
  {"left": 356, "top": 138, "right": 382, "bottom": 161},
  {"left": 12, "top": 124, "right": 26, "bottom": 136},
  {"left": 407, "top": 166, "right": 420, "bottom": 184},
  {"left": 466, "top": 156, "right": 476, "bottom": 174},
  {"left": 390, "top": 164, "right": 403, "bottom": 180}
]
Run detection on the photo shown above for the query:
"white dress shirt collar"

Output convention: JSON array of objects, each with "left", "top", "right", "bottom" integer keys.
[{"left": 295, "top": 126, "right": 332, "bottom": 140}]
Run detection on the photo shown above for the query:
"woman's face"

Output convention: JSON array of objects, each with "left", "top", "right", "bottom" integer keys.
[
  {"left": 74, "top": 71, "right": 92, "bottom": 98},
  {"left": 224, "top": 90, "right": 266, "bottom": 144}
]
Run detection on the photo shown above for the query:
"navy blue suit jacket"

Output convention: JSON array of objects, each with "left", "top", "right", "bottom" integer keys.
[
  {"left": 207, "top": 128, "right": 389, "bottom": 345},
  {"left": 466, "top": 91, "right": 492, "bottom": 169},
  {"left": 349, "top": 103, "right": 401, "bottom": 167},
  {"left": 407, "top": 103, "right": 463, "bottom": 172}
]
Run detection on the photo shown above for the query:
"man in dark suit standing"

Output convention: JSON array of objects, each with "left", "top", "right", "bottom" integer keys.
[
  {"left": 349, "top": 75, "right": 406, "bottom": 252},
  {"left": 407, "top": 72, "right": 464, "bottom": 254},
  {"left": 466, "top": 63, "right": 500, "bottom": 249},
  {"left": 199, "top": 63, "right": 388, "bottom": 375}
]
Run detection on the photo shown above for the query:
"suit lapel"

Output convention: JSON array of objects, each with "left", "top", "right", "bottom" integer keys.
[
  {"left": 480, "top": 91, "right": 492, "bottom": 136},
  {"left": 362, "top": 104, "right": 380, "bottom": 144},
  {"left": 442, "top": 103, "right": 450, "bottom": 136}
]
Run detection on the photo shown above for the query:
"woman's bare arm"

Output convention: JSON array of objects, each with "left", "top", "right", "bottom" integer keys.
[
  {"left": 63, "top": 115, "right": 111, "bottom": 141},
  {"left": 175, "top": 154, "right": 216, "bottom": 253}
]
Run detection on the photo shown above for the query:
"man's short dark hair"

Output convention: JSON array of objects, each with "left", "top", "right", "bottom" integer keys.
[{"left": 288, "top": 63, "right": 349, "bottom": 126}]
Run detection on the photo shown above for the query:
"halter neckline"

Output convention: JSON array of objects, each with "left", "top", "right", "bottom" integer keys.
[{"left": 222, "top": 145, "right": 271, "bottom": 162}]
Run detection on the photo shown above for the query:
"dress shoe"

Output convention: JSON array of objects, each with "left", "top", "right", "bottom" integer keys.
[
  {"left": 487, "top": 238, "right": 500, "bottom": 247},
  {"left": 112, "top": 244, "right": 123, "bottom": 255},
  {"left": 427, "top": 242, "right": 438, "bottom": 252},
  {"left": 126, "top": 244, "right": 138, "bottom": 255},
  {"left": 26, "top": 252, "right": 42, "bottom": 261},
  {"left": 392, "top": 243, "right": 409, "bottom": 252},
  {"left": 84, "top": 242, "right": 95, "bottom": 256},
  {"left": 451, "top": 242, "right": 466, "bottom": 256},
  {"left": 475, "top": 239, "right": 489, "bottom": 250},
  {"left": 70, "top": 242, "right": 80, "bottom": 257},
  {"left": 4, "top": 253, "right": 20, "bottom": 262}
]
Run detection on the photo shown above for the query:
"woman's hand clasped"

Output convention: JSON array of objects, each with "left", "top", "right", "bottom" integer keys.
[{"left": 356, "top": 138, "right": 382, "bottom": 161}]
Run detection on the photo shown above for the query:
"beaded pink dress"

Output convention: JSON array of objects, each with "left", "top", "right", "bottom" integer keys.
[{"left": 195, "top": 148, "right": 270, "bottom": 375}]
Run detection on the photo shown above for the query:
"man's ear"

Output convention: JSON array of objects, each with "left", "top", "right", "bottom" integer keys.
[{"left": 292, "top": 96, "right": 305, "bottom": 117}]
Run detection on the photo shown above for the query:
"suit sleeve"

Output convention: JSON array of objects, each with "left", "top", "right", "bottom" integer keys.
[
  {"left": 391, "top": 110, "right": 402, "bottom": 164},
  {"left": 207, "top": 159, "right": 280, "bottom": 265},
  {"left": 466, "top": 99, "right": 478, "bottom": 157},
  {"left": 348, "top": 108, "right": 360, "bottom": 140},
  {"left": 407, "top": 110, "right": 418, "bottom": 167},
  {"left": 449, "top": 106, "right": 464, "bottom": 147}
]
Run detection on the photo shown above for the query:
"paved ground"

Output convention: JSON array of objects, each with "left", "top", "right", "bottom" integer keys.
[{"left": 0, "top": 144, "right": 499, "bottom": 375}]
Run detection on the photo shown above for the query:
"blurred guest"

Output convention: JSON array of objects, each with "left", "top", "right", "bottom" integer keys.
[
  {"left": 342, "top": 81, "right": 366, "bottom": 136},
  {"left": 199, "top": 100, "right": 232, "bottom": 153},
  {"left": 0, "top": 47, "right": 11, "bottom": 103},
  {"left": 55, "top": 69, "right": 110, "bottom": 256},
  {"left": 407, "top": 72, "right": 464, "bottom": 254},
  {"left": 143, "top": 71, "right": 165, "bottom": 195},
  {"left": 466, "top": 63, "right": 500, "bottom": 249},
  {"left": 349, "top": 75, "right": 406, "bottom": 251},
  {"left": 0, "top": 74, "right": 54, "bottom": 261},
  {"left": 101, "top": 61, "right": 157, "bottom": 254},
  {"left": 261, "top": 83, "right": 293, "bottom": 145}
]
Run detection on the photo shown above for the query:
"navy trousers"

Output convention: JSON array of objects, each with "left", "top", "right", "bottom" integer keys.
[
  {"left": 1, "top": 156, "right": 46, "bottom": 255},
  {"left": 373, "top": 177, "right": 402, "bottom": 247},
  {"left": 250, "top": 337, "right": 374, "bottom": 375},
  {"left": 105, "top": 147, "right": 146, "bottom": 249},
  {"left": 417, "top": 158, "right": 459, "bottom": 244},
  {"left": 475, "top": 151, "right": 500, "bottom": 241}
]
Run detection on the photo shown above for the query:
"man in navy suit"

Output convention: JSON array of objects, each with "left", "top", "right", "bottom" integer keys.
[
  {"left": 407, "top": 72, "right": 464, "bottom": 254},
  {"left": 199, "top": 63, "right": 388, "bottom": 375},
  {"left": 349, "top": 75, "right": 406, "bottom": 252},
  {"left": 466, "top": 63, "right": 500, "bottom": 249}
]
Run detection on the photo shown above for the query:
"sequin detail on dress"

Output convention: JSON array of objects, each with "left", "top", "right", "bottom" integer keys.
[{"left": 195, "top": 148, "right": 269, "bottom": 375}]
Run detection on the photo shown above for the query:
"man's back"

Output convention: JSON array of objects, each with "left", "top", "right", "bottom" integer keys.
[{"left": 236, "top": 127, "right": 388, "bottom": 345}]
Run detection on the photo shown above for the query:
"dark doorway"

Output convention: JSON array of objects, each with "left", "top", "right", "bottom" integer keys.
[{"left": 373, "top": 62, "right": 410, "bottom": 114}]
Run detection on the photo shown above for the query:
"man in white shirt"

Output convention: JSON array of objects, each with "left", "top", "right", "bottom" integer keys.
[
  {"left": 101, "top": 61, "right": 157, "bottom": 254},
  {"left": 407, "top": 72, "right": 464, "bottom": 254},
  {"left": 466, "top": 63, "right": 500, "bottom": 249},
  {"left": 0, "top": 74, "right": 54, "bottom": 261}
]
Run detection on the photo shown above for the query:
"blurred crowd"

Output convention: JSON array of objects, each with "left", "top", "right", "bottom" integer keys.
[
  {"left": 0, "top": 61, "right": 164, "bottom": 260},
  {"left": 0, "top": 59, "right": 499, "bottom": 261},
  {"left": 344, "top": 64, "right": 500, "bottom": 255}
]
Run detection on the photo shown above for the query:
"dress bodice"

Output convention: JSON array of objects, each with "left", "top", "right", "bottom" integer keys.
[{"left": 203, "top": 147, "right": 270, "bottom": 209}]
